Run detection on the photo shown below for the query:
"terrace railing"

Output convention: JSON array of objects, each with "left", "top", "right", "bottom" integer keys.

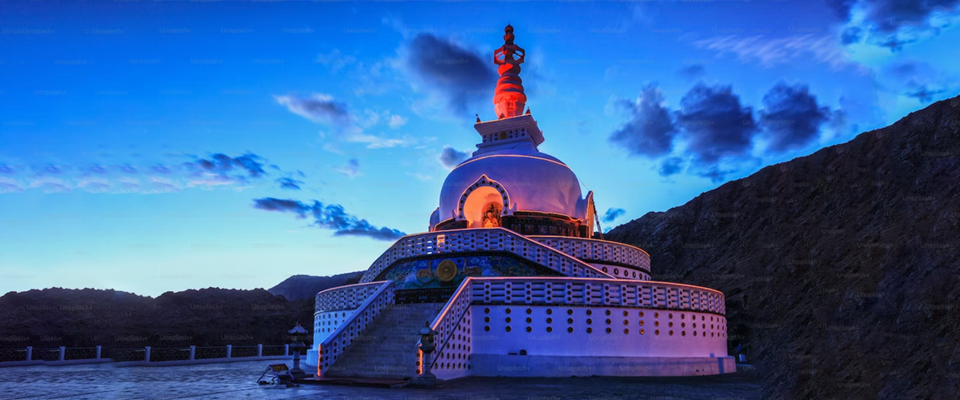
[
  {"left": 414, "top": 276, "right": 727, "bottom": 380},
  {"left": 315, "top": 281, "right": 388, "bottom": 313},
  {"left": 527, "top": 236, "right": 651, "bottom": 279},
  {"left": 360, "top": 228, "right": 615, "bottom": 283}
]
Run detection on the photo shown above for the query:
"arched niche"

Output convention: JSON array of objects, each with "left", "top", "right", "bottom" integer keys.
[{"left": 457, "top": 175, "right": 510, "bottom": 228}]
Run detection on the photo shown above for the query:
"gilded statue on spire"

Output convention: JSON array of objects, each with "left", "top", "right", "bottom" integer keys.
[{"left": 493, "top": 24, "right": 527, "bottom": 119}]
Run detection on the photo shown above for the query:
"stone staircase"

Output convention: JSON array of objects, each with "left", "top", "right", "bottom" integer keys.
[{"left": 325, "top": 302, "right": 445, "bottom": 379}]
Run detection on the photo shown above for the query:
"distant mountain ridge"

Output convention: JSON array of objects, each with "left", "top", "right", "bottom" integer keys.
[
  {"left": 0, "top": 270, "right": 365, "bottom": 350},
  {"left": 268, "top": 272, "right": 363, "bottom": 301},
  {"left": 607, "top": 96, "right": 960, "bottom": 398}
]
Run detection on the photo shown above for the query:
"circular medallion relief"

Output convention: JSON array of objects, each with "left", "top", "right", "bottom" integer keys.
[{"left": 437, "top": 260, "right": 458, "bottom": 282}]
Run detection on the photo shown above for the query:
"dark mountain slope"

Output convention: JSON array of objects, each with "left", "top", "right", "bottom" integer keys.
[
  {"left": 607, "top": 96, "right": 960, "bottom": 399},
  {"left": 267, "top": 272, "right": 363, "bottom": 301}
]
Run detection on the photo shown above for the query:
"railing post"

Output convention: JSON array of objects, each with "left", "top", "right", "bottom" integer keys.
[
  {"left": 95, "top": 345, "right": 101, "bottom": 359},
  {"left": 25, "top": 346, "right": 32, "bottom": 361},
  {"left": 226, "top": 344, "right": 232, "bottom": 359},
  {"left": 284, "top": 344, "right": 290, "bottom": 356},
  {"left": 59, "top": 346, "right": 65, "bottom": 361},
  {"left": 257, "top": 344, "right": 263, "bottom": 357},
  {"left": 144, "top": 346, "right": 151, "bottom": 362},
  {"left": 189, "top": 345, "right": 196, "bottom": 360}
]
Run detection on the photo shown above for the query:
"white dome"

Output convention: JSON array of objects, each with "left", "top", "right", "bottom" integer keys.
[{"left": 438, "top": 142, "right": 585, "bottom": 223}]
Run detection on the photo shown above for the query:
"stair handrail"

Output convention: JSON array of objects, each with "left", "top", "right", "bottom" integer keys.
[
  {"left": 360, "top": 227, "right": 615, "bottom": 283},
  {"left": 416, "top": 277, "right": 475, "bottom": 375},
  {"left": 317, "top": 280, "right": 394, "bottom": 377}
]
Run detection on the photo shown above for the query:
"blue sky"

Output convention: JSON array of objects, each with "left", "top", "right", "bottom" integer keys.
[{"left": 2, "top": 0, "right": 958, "bottom": 296}]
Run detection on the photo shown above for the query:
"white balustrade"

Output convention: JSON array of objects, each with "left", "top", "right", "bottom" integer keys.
[
  {"left": 315, "top": 281, "right": 386, "bottom": 312},
  {"left": 360, "top": 228, "right": 615, "bottom": 283},
  {"left": 318, "top": 281, "right": 396, "bottom": 376}
]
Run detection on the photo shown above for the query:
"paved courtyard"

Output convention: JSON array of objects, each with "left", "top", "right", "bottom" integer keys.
[{"left": 0, "top": 360, "right": 760, "bottom": 399}]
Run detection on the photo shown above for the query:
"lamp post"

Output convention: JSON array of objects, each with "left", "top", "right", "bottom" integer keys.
[
  {"left": 287, "top": 322, "right": 309, "bottom": 379},
  {"left": 412, "top": 322, "right": 440, "bottom": 387}
]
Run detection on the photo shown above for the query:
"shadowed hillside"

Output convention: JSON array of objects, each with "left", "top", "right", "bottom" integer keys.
[
  {"left": 607, "top": 96, "right": 960, "bottom": 398},
  {"left": 267, "top": 272, "right": 363, "bottom": 301},
  {"left": 0, "top": 287, "right": 314, "bottom": 350}
]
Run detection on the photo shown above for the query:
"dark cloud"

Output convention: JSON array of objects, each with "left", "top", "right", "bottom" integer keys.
[
  {"left": 274, "top": 94, "right": 351, "bottom": 125},
  {"left": 253, "top": 198, "right": 406, "bottom": 241},
  {"left": 757, "top": 82, "right": 831, "bottom": 153},
  {"left": 907, "top": 86, "right": 946, "bottom": 103},
  {"left": 437, "top": 146, "right": 471, "bottom": 169},
  {"left": 276, "top": 177, "right": 303, "bottom": 190},
  {"left": 825, "top": 0, "right": 857, "bottom": 20},
  {"left": 677, "top": 64, "right": 706, "bottom": 81},
  {"left": 185, "top": 153, "right": 266, "bottom": 181},
  {"left": 602, "top": 208, "right": 626, "bottom": 223},
  {"left": 840, "top": 26, "right": 862, "bottom": 45},
  {"left": 658, "top": 157, "right": 684, "bottom": 177},
  {"left": 677, "top": 83, "right": 757, "bottom": 165},
  {"left": 884, "top": 61, "right": 947, "bottom": 103},
  {"left": 829, "top": 0, "right": 960, "bottom": 50},
  {"left": 609, "top": 84, "right": 677, "bottom": 158},
  {"left": 405, "top": 34, "right": 498, "bottom": 113}
]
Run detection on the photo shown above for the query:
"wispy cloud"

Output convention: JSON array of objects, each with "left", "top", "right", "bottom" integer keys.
[
  {"left": 274, "top": 93, "right": 411, "bottom": 150},
  {"left": 335, "top": 158, "right": 360, "bottom": 178},
  {"left": 253, "top": 197, "right": 406, "bottom": 241},
  {"left": 0, "top": 153, "right": 308, "bottom": 194},
  {"left": 692, "top": 34, "right": 851, "bottom": 69}
]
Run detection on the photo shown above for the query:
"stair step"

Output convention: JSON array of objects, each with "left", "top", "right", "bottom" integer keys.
[{"left": 326, "top": 302, "right": 445, "bottom": 379}]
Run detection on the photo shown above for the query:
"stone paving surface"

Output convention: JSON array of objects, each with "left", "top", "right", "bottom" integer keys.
[{"left": 0, "top": 360, "right": 760, "bottom": 400}]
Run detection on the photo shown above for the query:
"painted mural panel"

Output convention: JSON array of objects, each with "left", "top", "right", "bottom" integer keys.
[{"left": 384, "top": 255, "right": 540, "bottom": 290}]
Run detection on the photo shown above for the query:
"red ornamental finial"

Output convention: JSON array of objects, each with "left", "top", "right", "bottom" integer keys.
[{"left": 493, "top": 24, "right": 526, "bottom": 119}]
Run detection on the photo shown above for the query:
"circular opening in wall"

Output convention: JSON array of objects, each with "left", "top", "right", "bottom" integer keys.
[
  {"left": 605, "top": 319, "right": 611, "bottom": 325},
  {"left": 669, "top": 322, "right": 674, "bottom": 327},
  {"left": 547, "top": 309, "right": 553, "bottom": 315},
  {"left": 694, "top": 331, "right": 697, "bottom": 336},
  {"left": 655, "top": 321, "right": 660, "bottom": 327},
  {"left": 547, "top": 326, "right": 553, "bottom": 333},
  {"left": 623, "top": 311, "right": 629, "bottom": 317},
  {"left": 669, "top": 330, "right": 674, "bottom": 336},
  {"left": 624, "top": 328, "right": 629, "bottom": 334},
  {"left": 605, "top": 328, "right": 612, "bottom": 334},
  {"left": 640, "top": 329, "right": 645, "bottom": 335},
  {"left": 681, "top": 323, "right": 685, "bottom": 328},
  {"left": 526, "top": 308, "right": 532, "bottom": 314},
  {"left": 506, "top": 308, "right": 511, "bottom": 314},
  {"left": 639, "top": 311, "right": 644, "bottom": 317},
  {"left": 639, "top": 320, "right": 645, "bottom": 326},
  {"left": 655, "top": 329, "right": 660, "bottom": 335},
  {"left": 587, "top": 327, "right": 593, "bottom": 334},
  {"left": 655, "top": 312, "right": 659, "bottom": 318},
  {"left": 526, "top": 317, "right": 532, "bottom": 323},
  {"left": 546, "top": 317, "right": 553, "bottom": 324},
  {"left": 567, "top": 327, "right": 573, "bottom": 333},
  {"left": 526, "top": 326, "right": 532, "bottom": 333},
  {"left": 586, "top": 310, "right": 592, "bottom": 316},
  {"left": 484, "top": 326, "right": 490, "bottom": 332},
  {"left": 587, "top": 319, "right": 592, "bottom": 324},
  {"left": 669, "top": 313, "right": 673, "bottom": 319},
  {"left": 505, "top": 326, "right": 511, "bottom": 332},
  {"left": 605, "top": 310, "right": 611, "bottom": 316},
  {"left": 506, "top": 317, "right": 512, "bottom": 323},
  {"left": 567, "top": 309, "right": 573, "bottom": 315},
  {"left": 484, "top": 317, "right": 490, "bottom": 323},
  {"left": 682, "top": 331, "right": 686, "bottom": 336},
  {"left": 568, "top": 318, "right": 573, "bottom": 324},
  {"left": 484, "top": 308, "right": 490, "bottom": 314},
  {"left": 681, "top": 314, "right": 685, "bottom": 319}
]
